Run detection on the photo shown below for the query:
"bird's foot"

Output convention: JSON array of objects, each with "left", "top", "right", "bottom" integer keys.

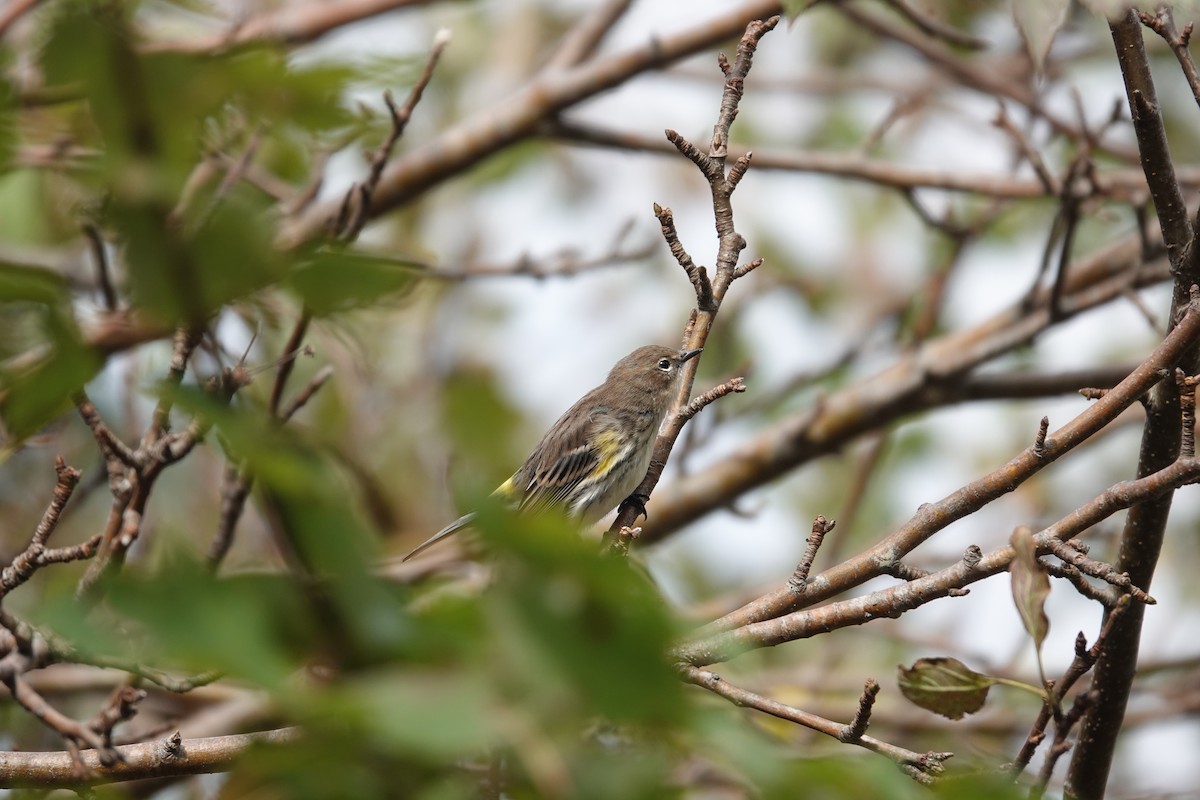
[{"left": 619, "top": 492, "right": 650, "bottom": 522}]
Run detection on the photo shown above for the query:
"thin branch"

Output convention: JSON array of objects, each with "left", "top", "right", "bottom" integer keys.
[
  {"left": 82, "top": 225, "right": 118, "bottom": 311},
  {"left": 0, "top": 457, "right": 82, "bottom": 597},
  {"left": 677, "top": 454, "right": 1200, "bottom": 666},
  {"left": 0, "top": 727, "right": 300, "bottom": 788},
  {"left": 269, "top": 314, "right": 311, "bottom": 417},
  {"left": 0, "top": 0, "right": 44, "bottom": 38},
  {"left": 276, "top": 2, "right": 789, "bottom": 250},
  {"left": 1138, "top": 7, "right": 1200, "bottom": 112},
  {"left": 605, "top": 18, "right": 776, "bottom": 545},
  {"left": 142, "top": 0, "right": 431, "bottom": 54},
  {"left": 209, "top": 466, "right": 252, "bottom": 570},
  {"left": 544, "top": 0, "right": 633, "bottom": 70},
  {"left": 2, "top": 673, "right": 116, "bottom": 771},
  {"left": 878, "top": 0, "right": 988, "bottom": 50},
  {"left": 1013, "top": 600, "right": 1131, "bottom": 778},
  {"left": 993, "top": 103, "right": 1059, "bottom": 195},
  {"left": 709, "top": 17, "right": 777, "bottom": 163},
  {"left": 786, "top": 515, "right": 835, "bottom": 592},
  {"left": 75, "top": 395, "right": 137, "bottom": 469},
  {"left": 279, "top": 364, "right": 335, "bottom": 422},
  {"left": 638, "top": 239, "right": 1172, "bottom": 545},
  {"left": 677, "top": 377, "right": 745, "bottom": 424},
  {"left": 545, "top": 119, "right": 1195, "bottom": 201},
  {"left": 653, "top": 203, "right": 713, "bottom": 311},
  {"left": 679, "top": 666, "right": 950, "bottom": 783},
  {"left": 337, "top": 29, "right": 450, "bottom": 240},
  {"left": 146, "top": 328, "right": 202, "bottom": 445},
  {"left": 1044, "top": 538, "right": 1155, "bottom": 604}
]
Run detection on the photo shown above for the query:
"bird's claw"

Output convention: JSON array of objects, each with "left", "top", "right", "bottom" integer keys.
[{"left": 619, "top": 492, "right": 650, "bottom": 522}]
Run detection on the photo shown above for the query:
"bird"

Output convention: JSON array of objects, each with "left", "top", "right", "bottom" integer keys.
[{"left": 401, "top": 344, "right": 702, "bottom": 561}]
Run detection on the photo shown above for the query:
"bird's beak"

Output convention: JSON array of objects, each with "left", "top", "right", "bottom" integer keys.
[{"left": 680, "top": 348, "right": 703, "bottom": 363}]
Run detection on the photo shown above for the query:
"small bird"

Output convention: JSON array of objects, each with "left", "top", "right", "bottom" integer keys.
[{"left": 402, "top": 344, "right": 702, "bottom": 561}]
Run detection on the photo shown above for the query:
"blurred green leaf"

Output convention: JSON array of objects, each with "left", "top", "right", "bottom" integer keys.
[
  {"left": 288, "top": 249, "right": 422, "bottom": 316},
  {"left": 223, "top": 732, "right": 472, "bottom": 800},
  {"left": 311, "top": 668, "right": 495, "bottom": 757},
  {"left": 0, "top": 292, "right": 100, "bottom": 441},
  {"left": 36, "top": 6, "right": 358, "bottom": 325},
  {"left": 933, "top": 770, "right": 1032, "bottom": 800},
  {"left": 0, "top": 170, "right": 53, "bottom": 243},
  {"left": 0, "top": 260, "right": 70, "bottom": 304},
  {"left": 0, "top": 342, "right": 99, "bottom": 441},
  {"left": 476, "top": 506, "right": 686, "bottom": 728},
  {"left": 0, "top": 64, "right": 14, "bottom": 171},
  {"left": 35, "top": 554, "right": 314, "bottom": 685},
  {"left": 41, "top": 9, "right": 354, "bottom": 187},
  {"left": 442, "top": 366, "right": 522, "bottom": 480},
  {"left": 696, "top": 707, "right": 927, "bottom": 800},
  {"left": 166, "top": 382, "right": 349, "bottom": 501}
]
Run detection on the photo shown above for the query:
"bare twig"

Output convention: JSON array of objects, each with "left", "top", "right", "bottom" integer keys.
[
  {"left": 279, "top": 364, "right": 334, "bottom": 422},
  {"left": 653, "top": 203, "right": 713, "bottom": 311},
  {"left": 679, "top": 665, "right": 950, "bottom": 783},
  {"left": 0, "top": 727, "right": 300, "bottom": 788},
  {"left": 677, "top": 377, "right": 746, "bottom": 424},
  {"left": 1013, "top": 600, "right": 1131, "bottom": 777},
  {"left": 82, "top": 225, "right": 118, "bottom": 311},
  {"left": 336, "top": 29, "right": 450, "bottom": 240},
  {"left": 878, "top": 0, "right": 988, "bottom": 50},
  {"left": 1044, "top": 539, "right": 1155, "bottom": 604},
  {"left": 786, "top": 515, "right": 835, "bottom": 592},
  {"left": 604, "top": 18, "right": 778, "bottom": 546},
  {"left": 0, "top": 0, "right": 44, "bottom": 37},
  {"left": 269, "top": 314, "right": 311, "bottom": 416},
  {"left": 841, "top": 679, "right": 880, "bottom": 742},
  {"left": 544, "top": 0, "right": 633, "bottom": 70},
  {"left": 142, "top": 0, "right": 430, "bottom": 54},
  {"left": 1138, "top": 7, "right": 1200, "bottom": 111},
  {"left": 0, "top": 457, "right": 82, "bottom": 597},
  {"left": 276, "top": 4, "right": 790, "bottom": 250},
  {"left": 677, "top": 453, "right": 1200, "bottom": 666}
]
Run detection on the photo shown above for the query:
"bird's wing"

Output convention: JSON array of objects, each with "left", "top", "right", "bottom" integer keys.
[{"left": 511, "top": 394, "right": 611, "bottom": 517}]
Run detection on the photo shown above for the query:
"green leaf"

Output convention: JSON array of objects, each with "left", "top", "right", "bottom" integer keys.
[
  {"left": 897, "top": 656, "right": 995, "bottom": 720},
  {"left": 0, "top": 260, "right": 70, "bottom": 304},
  {"left": 112, "top": 190, "right": 286, "bottom": 323},
  {"left": 0, "top": 280, "right": 100, "bottom": 441},
  {"left": 476, "top": 506, "right": 686, "bottom": 728},
  {"left": 309, "top": 668, "right": 495, "bottom": 758},
  {"left": 442, "top": 366, "right": 523, "bottom": 480},
  {"left": 0, "top": 66, "right": 14, "bottom": 171},
  {"left": 34, "top": 554, "right": 315, "bottom": 686},
  {"left": 288, "top": 249, "right": 421, "bottom": 316}
]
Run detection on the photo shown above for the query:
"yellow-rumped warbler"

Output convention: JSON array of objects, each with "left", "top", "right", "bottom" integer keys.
[{"left": 401, "top": 344, "right": 702, "bottom": 561}]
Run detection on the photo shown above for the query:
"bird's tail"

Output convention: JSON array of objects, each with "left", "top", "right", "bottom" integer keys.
[{"left": 400, "top": 512, "right": 477, "bottom": 562}]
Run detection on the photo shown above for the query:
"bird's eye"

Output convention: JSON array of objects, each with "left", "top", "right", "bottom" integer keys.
[{"left": 657, "top": 358, "right": 671, "bottom": 371}]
